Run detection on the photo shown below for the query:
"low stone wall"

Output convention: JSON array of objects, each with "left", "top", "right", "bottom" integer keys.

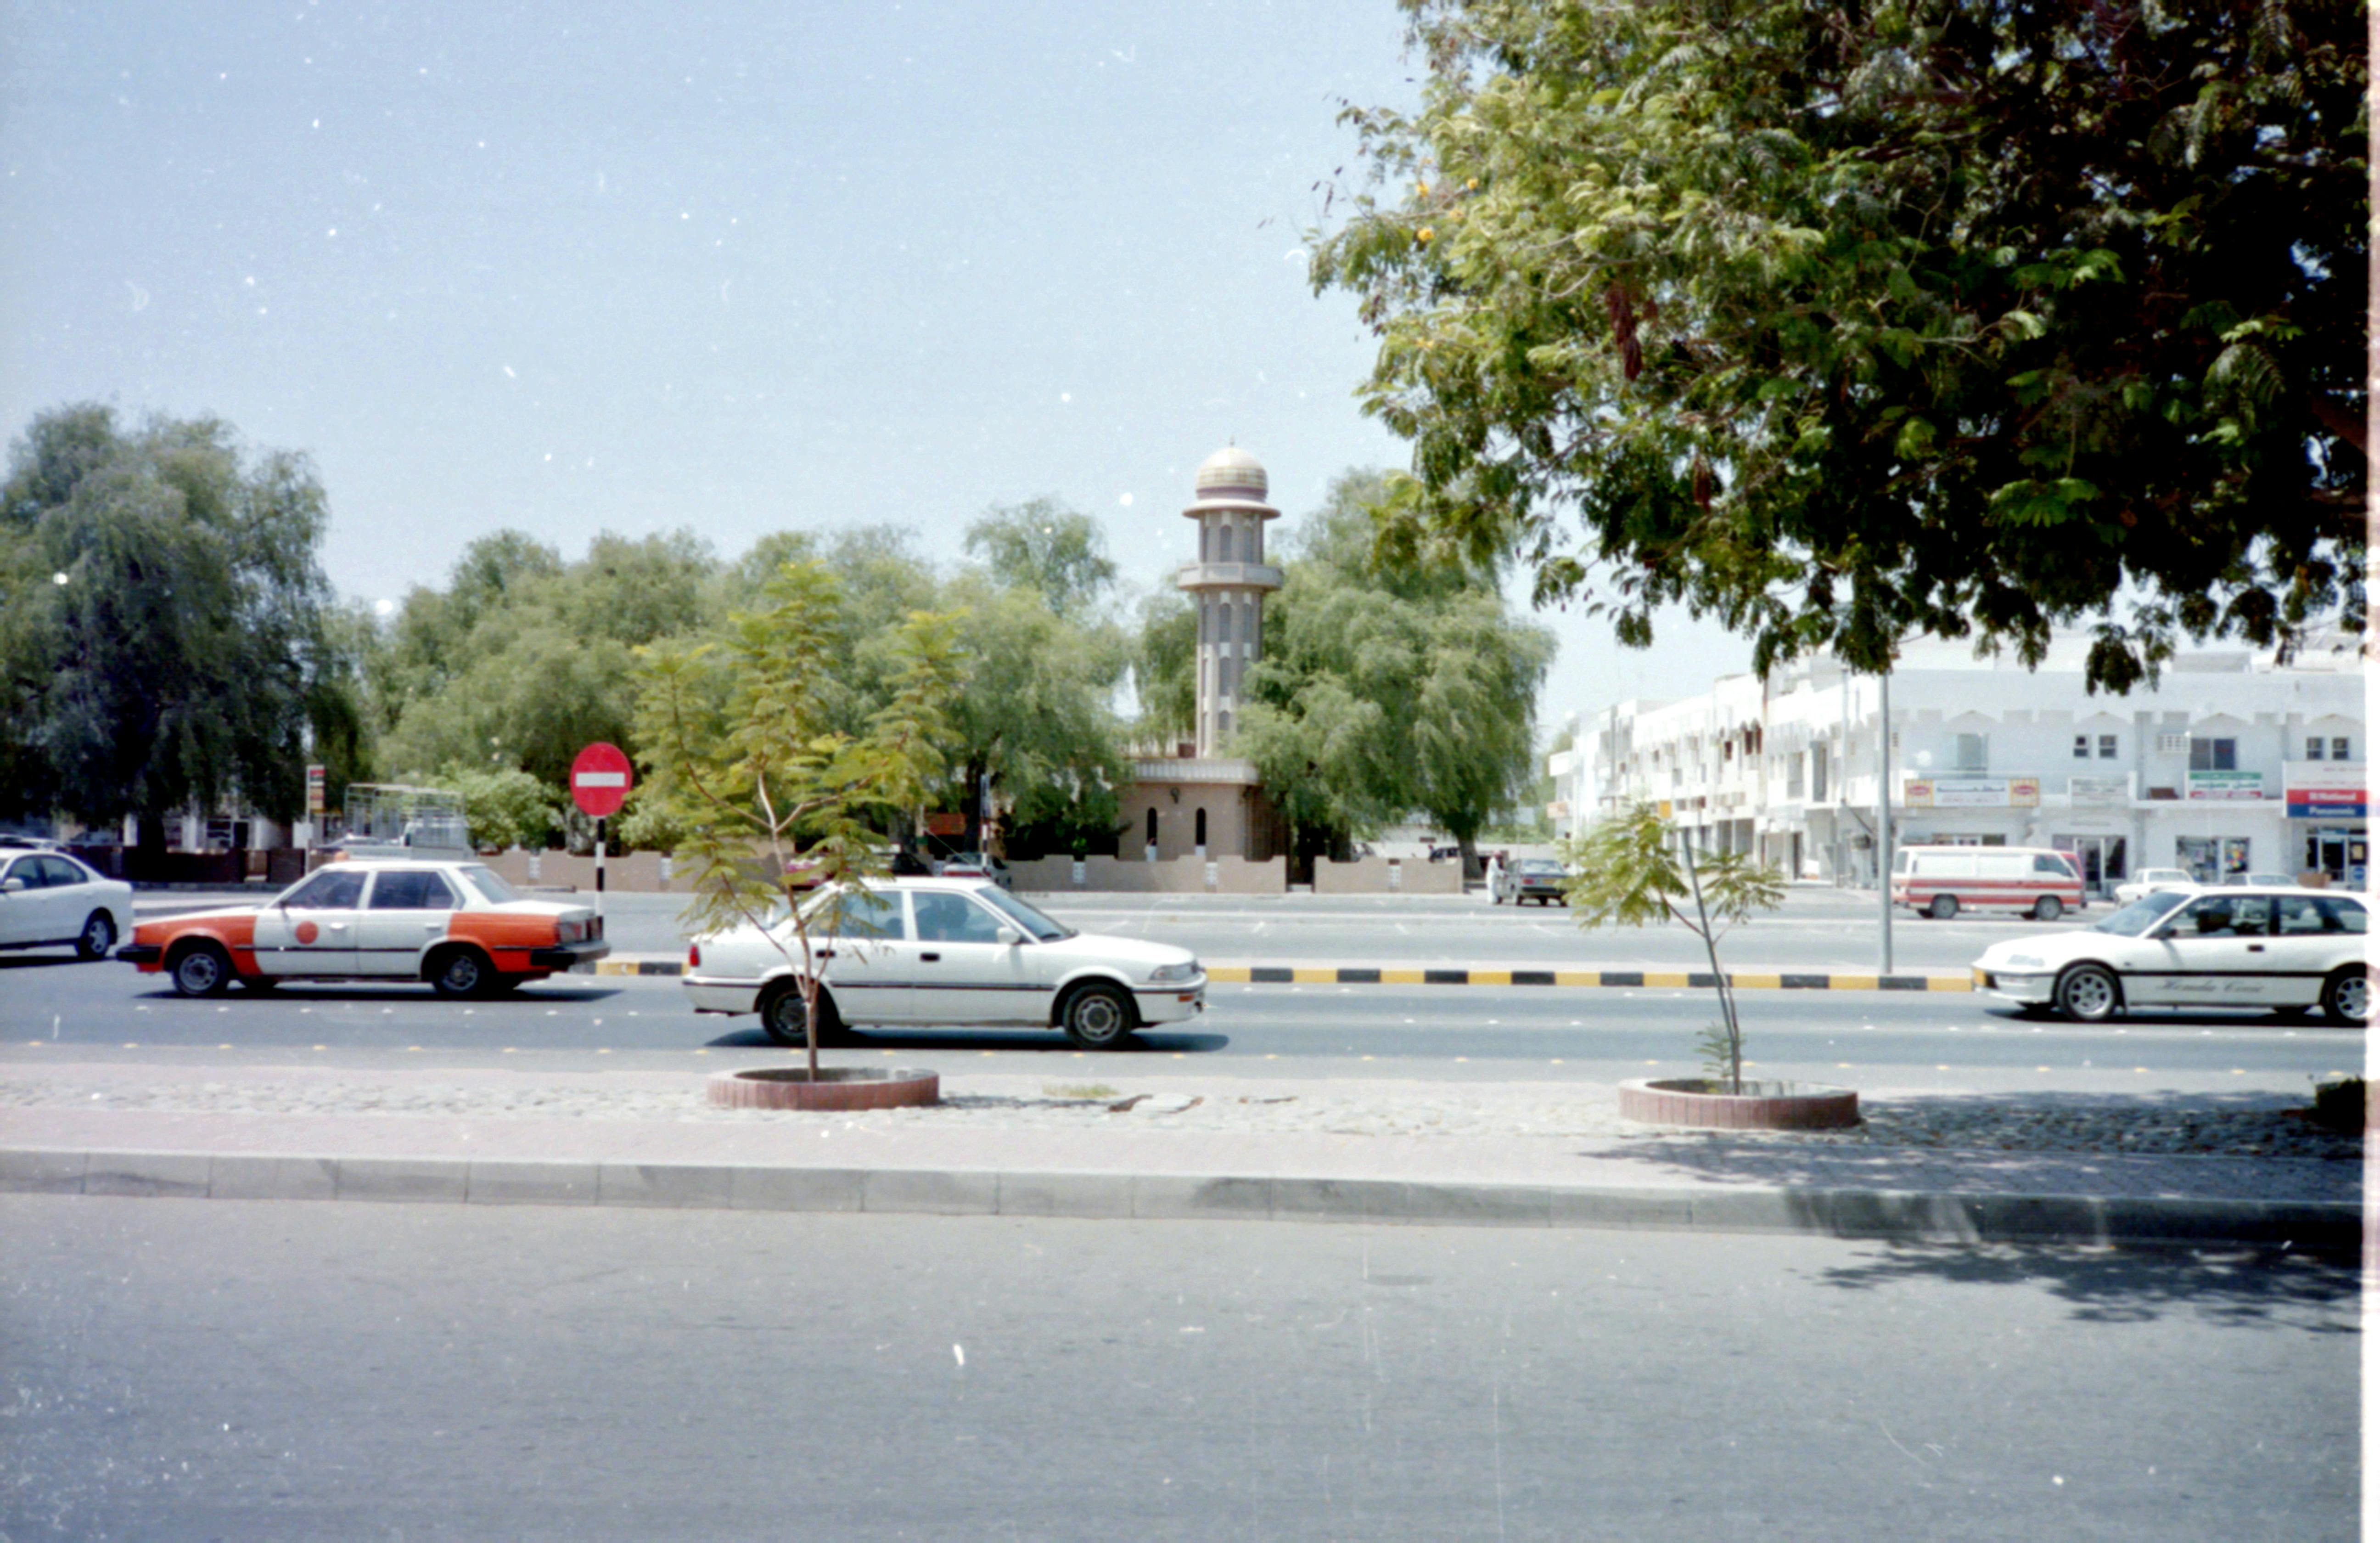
[
  {"left": 1011, "top": 855, "right": 1286, "bottom": 895},
  {"left": 1314, "top": 856, "right": 1465, "bottom": 895},
  {"left": 481, "top": 849, "right": 676, "bottom": 892}
]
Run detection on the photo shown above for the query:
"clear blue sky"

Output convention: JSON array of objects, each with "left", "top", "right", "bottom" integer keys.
[{"left": 2, "top": 0, "right": 1748, "bottom": 734}]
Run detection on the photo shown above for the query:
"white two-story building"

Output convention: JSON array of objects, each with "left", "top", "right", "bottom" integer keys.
[{"left": 1577, "top": 631, "right": 2367, "bottom": 895}]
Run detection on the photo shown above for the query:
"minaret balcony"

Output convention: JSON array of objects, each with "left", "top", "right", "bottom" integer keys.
[{"left": 1176, "top": 561, "right": 1284, "bottom": 593}]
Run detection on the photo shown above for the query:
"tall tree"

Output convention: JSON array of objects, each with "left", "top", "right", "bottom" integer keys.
[
  {"left": 0, "top": 405, "right": 357, "bottom": 845},
  {"left": 1313, "top": 0, "right": 2365, "bottom": 689},
  {"left": 963, "top": 497, "right": 1120, "bottom": 620},
  {"left": 1238, "top": 471, "right": 1555, "bottom": 874}
]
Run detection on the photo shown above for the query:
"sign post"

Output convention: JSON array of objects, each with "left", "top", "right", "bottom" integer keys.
[
  {"left": 570, "top": 743, "right": 634, "bottom": 915},
  {"left": 303, "top": 765, "right": 326, "bottom": 866}
]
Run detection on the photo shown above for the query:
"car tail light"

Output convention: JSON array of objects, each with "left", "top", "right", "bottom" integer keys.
[{"left": 686, "top": 943, "right": 701, "bottom": 970}]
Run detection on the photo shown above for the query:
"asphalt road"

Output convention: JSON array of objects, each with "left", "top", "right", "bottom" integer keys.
[
  {"left": 137, "top": 884, "right": 2107, "bottom": 972},
  {"left": 0, "top": 1197, "right": 2353, "bottom": 1541},
  {"left": 0, "top": 954, "right": 2357, "bottom": 1094}
]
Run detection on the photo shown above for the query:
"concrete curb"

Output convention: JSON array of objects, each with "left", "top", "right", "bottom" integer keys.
[
  {"left": 1, "top": 1147, "right": 2348, "bottom": 1250},
  {"left": 594, "top": 956, "right": 1976, "bottom": 991}
]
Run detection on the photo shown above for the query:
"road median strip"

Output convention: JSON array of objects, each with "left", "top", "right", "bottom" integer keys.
[
  {"left": 596, "top": 956, "right": 1973, "bottom": 991},
  {"left": 0, "top": 1147, "right": 2345, "bottom": 1250}
]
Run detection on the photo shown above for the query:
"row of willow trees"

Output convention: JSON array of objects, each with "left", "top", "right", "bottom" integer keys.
[{"left": 0, "top": 404, "right": 1556, "bottom": 864}]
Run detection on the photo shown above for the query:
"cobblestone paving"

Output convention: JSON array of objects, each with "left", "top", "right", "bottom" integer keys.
[{"left": 1, "top": 1077, "right": 2358, "bottom": 1161}]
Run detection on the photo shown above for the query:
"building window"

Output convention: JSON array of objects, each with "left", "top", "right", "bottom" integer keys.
[
  {"left": 1218, "top": 523, "right": 1235, "bottom": 563},
  {"left": 2334, "top": 737, "right": 2352, "bottom": 761},
  {"left": 2307, "top": 737, "right": 2326, "bottom": 761},
  {"left": 2099, "top": 734, "right": 2118, "bottom": 760},
  {"left": 2072, "top": 735, "right": 2089, "bottom": 760},
  {"left": 1194, "top": 809, "right": 1207, "bottom": 848},
  {"left": 1811, "top": 746, "right": 1829, "bottom": 802},
  {"left": 1952, "top": 733, "right": 1988, "bottom": 771},
  {"left": 2188, "top": 737, "right": 2237, "bottom": 772}
]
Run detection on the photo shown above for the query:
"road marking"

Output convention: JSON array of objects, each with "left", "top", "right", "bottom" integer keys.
[
  {"left": 596, "top": 1048, "right": 612, "bottom": 1055},
  {"left": 122, "top": 1043, "right": 137, "bottom": 1048}
]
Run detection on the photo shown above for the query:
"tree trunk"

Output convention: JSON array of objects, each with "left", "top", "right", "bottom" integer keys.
[{"left": 1455, "top": 833, "right": 1479, "bottom": 884}]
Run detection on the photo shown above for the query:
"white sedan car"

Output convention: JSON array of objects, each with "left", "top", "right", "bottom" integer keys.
[
  {"left": 1974, "top": 885, "right": 2370, "bottom": 1024},
  {"left": 0, "top": 848, "right": 134, "bottom": 960},
  {"left": 683, "top": 878, "right": 1205, "bottom": 1049},
  {"left": 2110, "top": 867, "right": 2193, "bottom": 906}
]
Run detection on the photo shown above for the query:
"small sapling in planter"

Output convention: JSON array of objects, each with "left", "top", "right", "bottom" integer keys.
[{"left": 1562, "top": 802, "right": 1853, "bottom": 1128}]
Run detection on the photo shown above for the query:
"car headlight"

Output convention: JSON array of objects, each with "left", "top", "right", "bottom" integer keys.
[
  {"left": 1148, "top": 961, "right": 1199, "bottom": 984},
  {"left": 2002, "top": 955, "right": 2044, "bottom": 969}
]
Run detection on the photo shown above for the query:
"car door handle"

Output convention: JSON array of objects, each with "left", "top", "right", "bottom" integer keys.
[
  {"left": 813, "top": 949, "right": 835, "bottom": 960},
  {"left": 2247, "top": 944, "right": 2265, "bottom": 952},
  {"left": 920, "top": 952, "right": 941, "bottom": 963}
]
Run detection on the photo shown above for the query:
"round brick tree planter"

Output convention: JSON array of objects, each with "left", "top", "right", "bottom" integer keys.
[
  {"left": 1618, "top": 1076, "right": 1859, "bottom": 1131},
  {"left": 708, "top": 1066, "right": 940, "bottom": 1112}
]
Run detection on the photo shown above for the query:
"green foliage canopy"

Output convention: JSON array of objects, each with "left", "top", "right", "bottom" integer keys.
[
  {"left": 1237, "top": 471, "right": 1554, "bottom": 866},
  {"left": 0, "top": 405, "right": 359, "bottom": 836},
  {"left": 1313, "top": 0, "right": 2367, "bottom": 690}
]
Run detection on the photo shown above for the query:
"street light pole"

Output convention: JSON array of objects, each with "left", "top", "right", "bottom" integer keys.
[{"left": 1878, "top": 667, "right": 1894, "bottom": 975}]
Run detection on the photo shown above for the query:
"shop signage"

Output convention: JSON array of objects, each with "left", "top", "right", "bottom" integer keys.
[
  {"left": 2067, "top": 775, "right": 2129, "bottom": 805},
  {"left": 2186, "top": 771, "right": 2265, "bottom": 801},
  {"left": 1903, "top": 776, "right": 2041, "bottom": 809},
  {"left": 2285, "top": 763, "right": 2366, "bottom": 818}
]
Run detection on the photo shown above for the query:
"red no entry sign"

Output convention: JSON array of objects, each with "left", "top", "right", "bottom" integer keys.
[{"left": 571, "top": 742, "right": 633, "bottom": 819}]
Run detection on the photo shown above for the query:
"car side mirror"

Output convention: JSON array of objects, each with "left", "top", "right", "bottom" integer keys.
[
  {"left": 995, "top": 925, "right": 1023, "bottom": 946},
  {"left": 2150, "top": 926, "right": 2176, "bottom": 940},
  {"left": 0, "top": 877, "right": 20, "bottom": 894}
]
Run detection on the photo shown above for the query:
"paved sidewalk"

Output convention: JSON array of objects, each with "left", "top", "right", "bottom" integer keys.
[{"left": 1, "top": 1058, "right": 2360, "bottom": 1250}]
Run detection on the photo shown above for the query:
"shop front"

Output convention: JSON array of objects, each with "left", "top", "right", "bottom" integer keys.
[{"left": 2285, "top": 763, "right": 2367, "bottom": 886}]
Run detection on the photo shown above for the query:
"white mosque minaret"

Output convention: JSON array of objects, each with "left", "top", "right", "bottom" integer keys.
[{"left": 1176, "top": 445, "right": 1284, "bottom": 756}]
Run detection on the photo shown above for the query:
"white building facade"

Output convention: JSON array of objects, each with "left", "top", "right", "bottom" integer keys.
[{"left": 1579, "top": 632, "right": 2367, "bottom": 895}]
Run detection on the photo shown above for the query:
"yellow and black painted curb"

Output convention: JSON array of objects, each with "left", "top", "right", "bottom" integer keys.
[{"left": 599, "top": 957, "right": 1973, "bottom": 992}]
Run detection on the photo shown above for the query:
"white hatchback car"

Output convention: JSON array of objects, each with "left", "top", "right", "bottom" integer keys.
[
  {"left": 0, "top": 848, "right": 134, "bottom": 960},
  {"left": 1974, "top": 886, "right": 2370, "bottom": 1024},
  {"left": 682, "top": 878, "right": 1205, "bottom": 1049},
  {"left": 2110, "top": 867, "right": 2193, "bottom": 906}
]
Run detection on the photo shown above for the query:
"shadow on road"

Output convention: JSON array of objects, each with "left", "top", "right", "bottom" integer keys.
[
  {"left": 0, "top": 954, "right": 92, "bottom": 970},
  {"left": 125, "top": 984, "right": 625, "bottom": 1005},
  {"left": 1811, "top": 1241, "right": 2360, "bottom": 1331},
  {"left": 696, "top": 1025, "right": 1234, "bottom": 1055}
]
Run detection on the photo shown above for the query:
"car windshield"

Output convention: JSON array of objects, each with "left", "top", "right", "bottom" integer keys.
[
  {"left": 456, "top": 865, "right": 522, "bottom": 905},
  {"left": 1519, "top": 860, "right": 1564, "bottom": 873},
  {"left": 2093, "top": 892, "right": 2189, "bottom": 937},
  {"left": 976, "top": 884, "right": 1074, "bottom": 941}
]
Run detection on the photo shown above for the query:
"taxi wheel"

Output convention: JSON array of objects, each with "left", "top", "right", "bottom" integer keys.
[
  {"left": 428, "top": 946, "right": 497, "bottom": 999},
  {"left": 2320, "top": 967, "right": 2371, "bottom": 1027},
  {"left": 2032, "top": 896, "right": 2063, "bottom": 922},
  {"left": 168, "top": 941, "right": 233, "bottom": 998},
  {"left": 1060, "top": 982, "right": 1135, "bottom": 1050},
  {"left": 1930, "top": 895, "right": 1959, "bottom": 920},
  {"left": 74, "top": 911, "right": 115, "bottom": 960},
  {"left": 2054, "top": 963, "right": 2122, "bottom": 1023}
]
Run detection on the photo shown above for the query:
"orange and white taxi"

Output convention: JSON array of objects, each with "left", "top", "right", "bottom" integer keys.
[{"left": 118, "top": 859, "right": 608, "bottom": 997}]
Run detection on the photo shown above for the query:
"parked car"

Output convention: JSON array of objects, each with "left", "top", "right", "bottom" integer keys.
[
  {"left": 2111, "top": 867, "right": 2194, "bottom": 905},
  {"left": 1494, "top": 857, "right": 1572, "bottom": 906},
  {"left": 0, "top": 848, "right": 134, "bottom": 960},
  {"left": 933, "top": 851, "right": 1013, "bottom": 890},
  {"left": 118, "top": 858, "right": 608, "bottom": 997},
  {"left": 1892, "top": 845, "right": 2085, "bottom": 920},
  {"left": 2221, "top": 872, "right": 2300, "bottom": 888},
  {"left": 682, "top": 878, "right": 1204, "bottom": 1049},
  {"left": 1973, "top": 885, "right": 2369, "bottom": 1024}
]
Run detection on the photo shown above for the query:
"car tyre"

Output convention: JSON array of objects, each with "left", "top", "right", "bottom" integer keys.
[
  {"left": 2320, "top": 967, "right": 2371, "bottom": 1027},
  {"left": 74, "top": 911, "right": 115, "bottom": 960},
  {"left": 168, "top": 940, "right": 234, "bottom": 997},
  {"left": 2054, "top": 963, "right": 2122, "bottom": 1023},
  {"left": 1930, "top": 894, "right": 1959, "bottom": 920},
  {"left": 2032, "top": 895, "right": 2063, "bottom": 922},
  {"left": 759, "top": 981, "right": 843, "bottom": 1047},
  {"left": 428, "top": 946, "right": 498, "bottom": 999},
  {"left": 1059, "top": 981, "right": 1135, "bottom": 1050}
]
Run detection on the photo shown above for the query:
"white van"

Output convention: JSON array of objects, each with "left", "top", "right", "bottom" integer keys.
[{"left": 1891, "top": 845, "right": 2085, "bottom": 921}]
